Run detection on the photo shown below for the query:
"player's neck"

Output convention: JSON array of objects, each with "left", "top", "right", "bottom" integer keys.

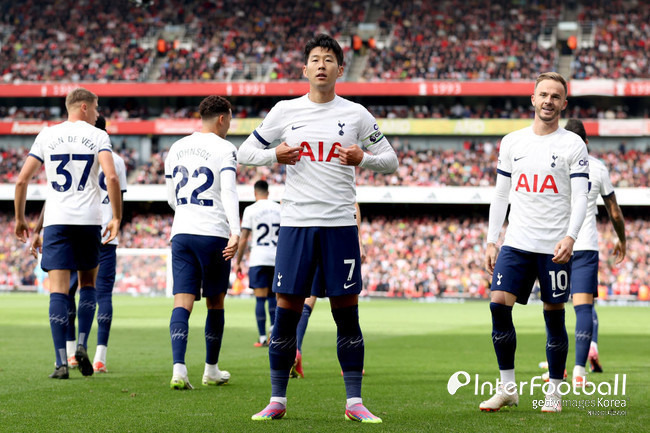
[
  {"left": 307, "top": 88, "right": 336, "bottom": 104},
  {"left": 532, "top": 118, "right": 560, "bottom": 136}
]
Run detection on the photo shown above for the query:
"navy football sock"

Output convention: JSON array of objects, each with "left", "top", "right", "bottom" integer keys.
[
  {"left": 574, "top": 304, "right": 593, "bottom": 367},
  {"left": 544, "top": 309, "right": 568, "bottom": 380},
  {"left": 269, "top": 307, "right": 301, "bottom": 398},
  {"left": 65, "top": 294, "right": 76, "bottom": 342},
  {"left": 332, "top": 304, "right": 364, "bottom": 399},
  {"left": 50, "top": 293, "right": 69, "bottom": 367},
  {"left": 77, "top": 287, "right": 96, "bottom": 348},
  {"left": 170, "top": 307, "right": 190, "bottom": 364},
  {"left": 205, "top": 308, "right": 224, "bottom": 365},
  {"left": 267, "top": 294, "right": 277, "bottom": 328},
  {"left": 96, "top": 291, "right": 113, "bottom": 346},
  {"left": 255, "top": 297, "right": 267, "bottom": 337},
  {"left": 592, "top": 307, "right": 599, "bottom": 344},
  {"left": 296, "top": 304, "right": 313, "bottom": 352},
  {"left": 490, "top": 302, "right": 516, "bottom": 370}
]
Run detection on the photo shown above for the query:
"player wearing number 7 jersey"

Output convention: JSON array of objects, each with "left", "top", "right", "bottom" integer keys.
[
  {"left": 239, "top": 34, "right": 397, "bottom": 423},
  {"left": 14, "top": 88, "right": 122, "bottom": 379},
  {"left": 164, "top": 95, "right": 240, "bottom": 390}
]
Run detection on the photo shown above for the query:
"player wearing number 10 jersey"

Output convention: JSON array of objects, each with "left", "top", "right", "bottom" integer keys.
[
  {"left": 14, "top": 88, "right": 122, "bottom": 379},
  {"left": 239, "top": 34, "right": 397, "bottom": 423},
  {"left": 482, "top": 73, "right": 589, "bottom": 413},
  {"left": 164, "top": 95, "right": 240, "bottom": 390}
]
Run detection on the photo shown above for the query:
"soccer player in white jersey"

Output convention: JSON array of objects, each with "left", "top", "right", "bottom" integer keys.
[
  {"left": 164, "top": 95, "right": 240, "bottom": 390},
  {"left": 239, "top": 34, "right": 398, "bottom": 423},
  {"left": 482, "top": 72, "right": 589, "bottom": 413},
  {"left": 563, "top": 118, "right": 626, "bottom": 382},
  {"left": 14, "top": 88, "right": 122, "bottom": 379},
  {"left": 233, "top": 180, "right": 281, "bottom": 347},
  {"left": 30, "top": 116, "right": 127, "bottom": 374}
]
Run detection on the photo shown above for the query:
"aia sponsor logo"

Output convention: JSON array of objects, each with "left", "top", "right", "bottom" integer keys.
[
  {"left": 515, "top": 174, "right": 558, "bottom": 193},
  {"left": 298, "top": 141, "right": 341, "bottom": 162}
]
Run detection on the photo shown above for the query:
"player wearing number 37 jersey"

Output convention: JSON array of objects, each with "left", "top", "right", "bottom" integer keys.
[
  {"left": 14, "top": 87, "right": 122, "bottom": 380},
  {"left": 164, "top": 95, "right": 240, "bottom": 390}
]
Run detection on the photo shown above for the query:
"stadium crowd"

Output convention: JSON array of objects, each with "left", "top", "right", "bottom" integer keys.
[
  {"left": 3, "top": 145, "right": 648, "bottom": 188},
  {"left": 362, "top": 0, "right": 560, "bottom": 81},
  {"left": 571, "top": 1, "right": 650, "bottom": 79},
  {"left": 2, "top": 212, "right": 648, "bottom": 300},
  {"left": 3, "top": 0, "right": 650, "bottom": 82},
  {"left": 0, "top": 100, "right": 637, "bottom": 122}
]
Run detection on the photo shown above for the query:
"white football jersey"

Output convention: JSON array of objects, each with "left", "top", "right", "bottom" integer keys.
[
  {"left": 497, "top": 126, "right": 589, "bottom": 254},
  {"left": 241, "top": 199, "right": 282, "bottom": 267},
  {"left": 239, "top": 94, "right": 394, "bottom": 227},
  {"left": 574, "top": 156, "right": 615, "bottom": 251},
  {"left": 165, "top": 132, "right": 238, "bottom": 239},
  {"left": 29, "top": 120, "right": 112, "bottom": 227},
  {"left": 99, "top": 153, "right": 128, "bottom": 245}
]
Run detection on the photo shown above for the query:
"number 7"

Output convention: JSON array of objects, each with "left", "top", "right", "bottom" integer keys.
[{"left": 344, "top": 259, "right": 355, "bottom": 281}]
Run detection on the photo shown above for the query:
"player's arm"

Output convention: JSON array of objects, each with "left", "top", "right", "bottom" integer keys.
[
  {"left": 165, "top": 165, "right": 176, "bottom": 211},
  {"left": 98, "top": 150, "right": 122, "bottom": 244},
  {"left": 602, "top": 192, "right": 626, "bottom": 264},
  {"left": 238, "top": 104, "right": 300, "bottom": 166},
  {"left": 233, "top": 228, "right": 251, "bottom": 275},
  {"left": 485, "top": 173, "right": 510, "bottom": 274},
  {"left": 220, "top": 166, "right": 241, "bottom": 261},
  {"left": 29, "top": 201, "right": 46, "bottom": 258},
  {"left": 355, "top": 202, "right": 366, "bottom": 262},
  {"left": 340, "top": 111, "right": 397, "bottom": 173},
  {"left": 553, "top": 175, "right": 588, "bottom": 264},
  {"left": 14, "top": 155, "right": 43, "bottom": 243}
]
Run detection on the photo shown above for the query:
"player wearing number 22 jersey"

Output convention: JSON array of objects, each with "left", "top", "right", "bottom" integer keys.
[{"left": 163, "top": 95, "right": 240, "bottom": 390}]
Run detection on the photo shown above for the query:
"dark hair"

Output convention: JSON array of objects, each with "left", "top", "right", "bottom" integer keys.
[
  {"left": 304, "top": 34, "right": 344, "bottom": 66},
  {"left": 95, "top": 115, "right": 106, "bottom": 131},
  {"left": 254, "top": 179, "right": 269, "bottom": 194},
  {"left": 565, "top": 118, "right": 586, "bottom": 142},
  {"left": 199, "top": 95, "right": 231, "bottom": 119}
]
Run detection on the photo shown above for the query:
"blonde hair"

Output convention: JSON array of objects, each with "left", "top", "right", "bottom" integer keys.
[
  {"left": 535, "top": 72, "right": 567, "bottom": 97},
  {"left": 65, "top": 88, "right": 97, "bottom": 110}
]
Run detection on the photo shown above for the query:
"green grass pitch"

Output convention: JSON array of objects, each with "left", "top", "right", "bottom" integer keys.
[{"left": 0, "top": 294, "right": 648, "bottom": 432}]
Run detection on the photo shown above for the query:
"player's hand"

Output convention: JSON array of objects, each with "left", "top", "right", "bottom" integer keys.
[
  {"left": 359, "top": 239, "right": 366, "bottom": 263},
  {"left": 15, "top": 219, "right": 29, "bottom": 243},
  {"left": 552, "top": 236, "right": 575, "bottom": 264},
  {"left": 275, "top": 142, "right": 302, "bottom": 165},
  {"left": 339, "top": 144, "right": 364, "bottom": 166},
  {"left": 223, "top": 234, "right": 239, "bottom": 261},
  {"left": 485, "top": 243, "right": 499, "bottom": 275},
  {"left": 30, "top": 234, "right": 42, "bottom": 259},
  {"left": 613, "top": 240, "right": 626, "bottom": 264},
  {"left": 232, "top": 261, "right": 241, "bottom": 276},
  {"left": 102, "top": 218, "right": 121, "bottom": 245}
]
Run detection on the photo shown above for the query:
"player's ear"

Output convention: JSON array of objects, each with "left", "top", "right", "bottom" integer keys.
[
  {"left": 303, "top": 64, "right": 308, "bottom": 79},
  {"left": 337, "top": 65, "right": 344, "bottom": 78}
]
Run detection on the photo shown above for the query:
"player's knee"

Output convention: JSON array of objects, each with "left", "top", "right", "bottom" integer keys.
[{"left": 332, "top": 304, "right": 361, "bottom": 336}]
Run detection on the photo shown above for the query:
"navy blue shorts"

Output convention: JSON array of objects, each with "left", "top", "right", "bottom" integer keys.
[
  {"left": 571, "top": 250, "right": 599, "bottom": 297},
  {"left": 97, "top": 244, "right": 117, "bottom": 294},
  {"left": 41, "top": 225, "right": 101, "bottom": 272},
  {"left": 249, "top": 265, "right": 274, "bottom": 289},
  {"left": 171, "top": 234, "right": 230, "bottom": 300},
  {"left": 272, "top": 226, "right": 362, "bottom": 298},
  {"left": 491, "top": 246, "right": 572, "bottom": 305}
]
